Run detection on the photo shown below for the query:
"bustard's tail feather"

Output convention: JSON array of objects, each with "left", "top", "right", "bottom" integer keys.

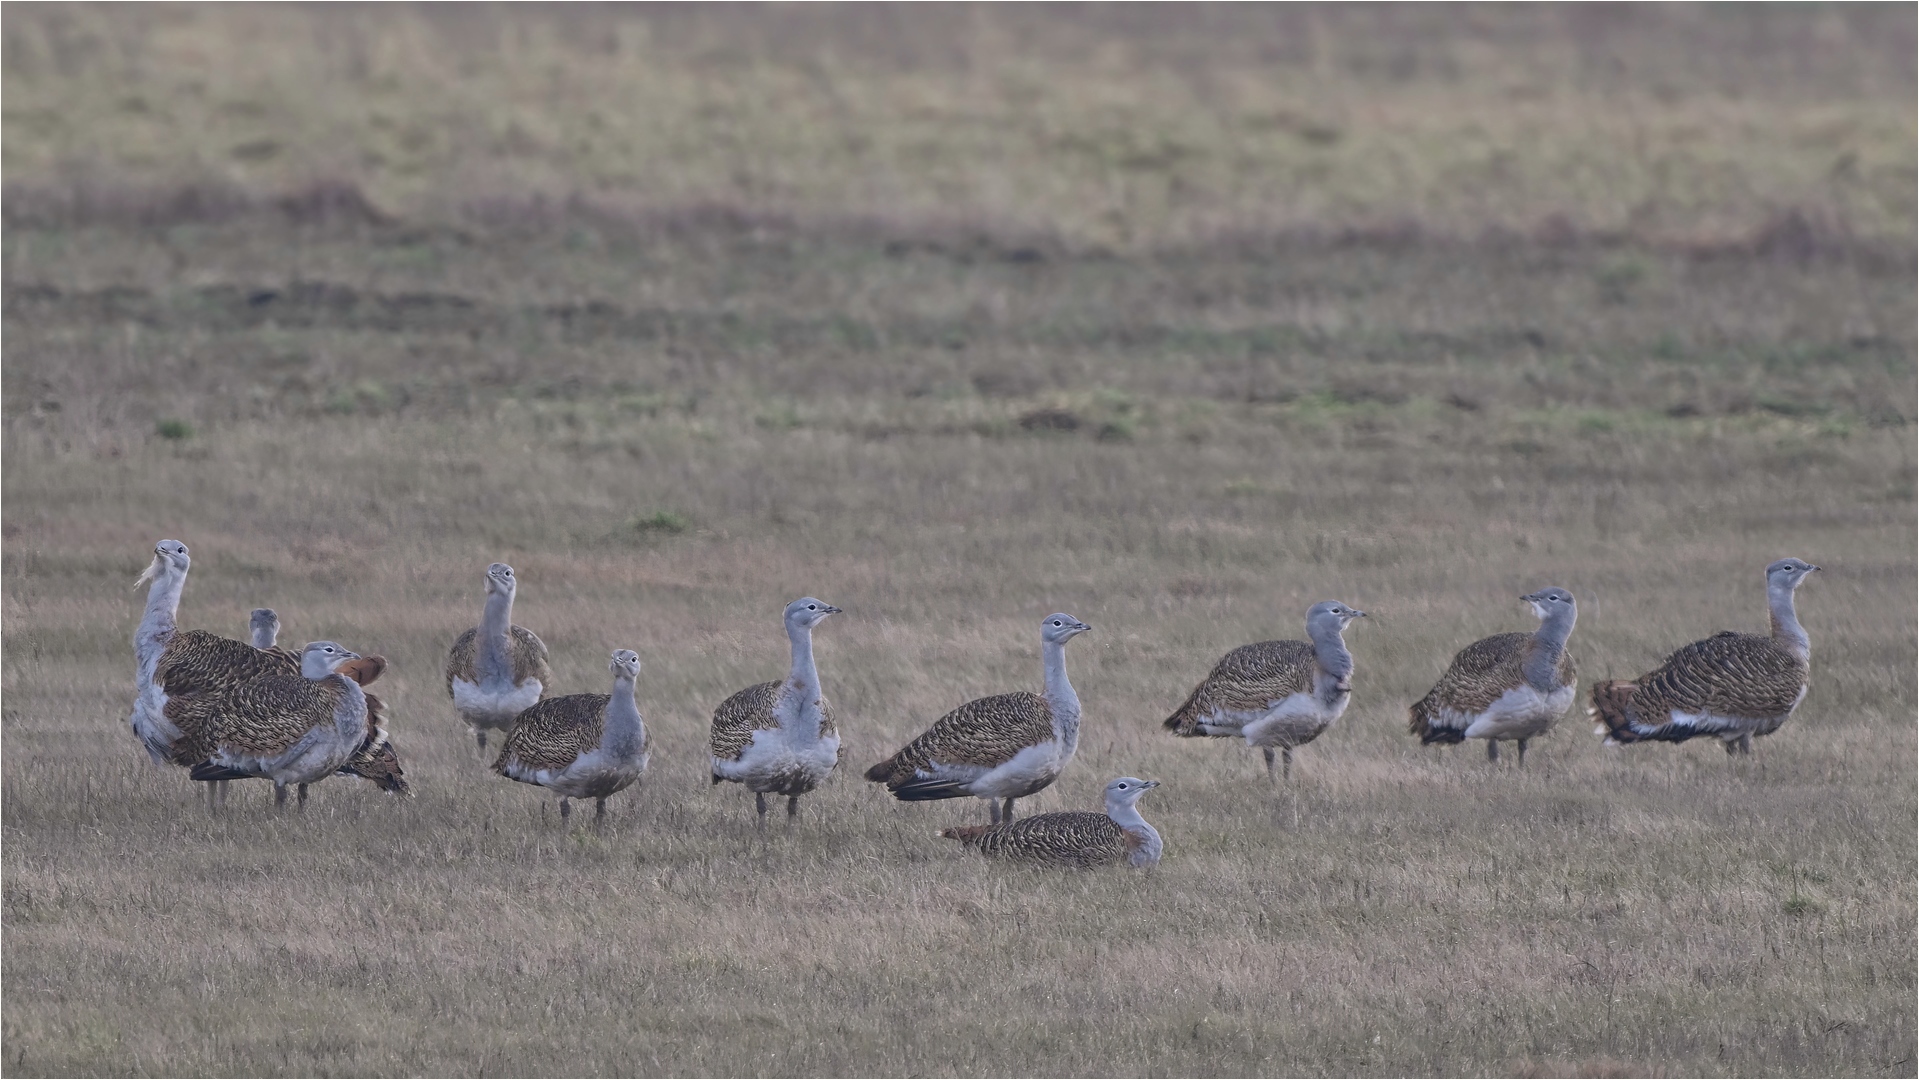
[
  {"left": 889, "top": 776, "right": 971, "bottom": 802},
  {"left": 189, "top": 762, "right": 251, "bottom": 782},
  {"left": 862, "top": 759, "right": 896, "bottom": 783},
  {"left": 1163, "top": 685, "right": 1211, "bottom": 736},
  {"left": 1588, "top": 680, "right": 1646, "bottom": 745},
  {"left": 1407, "top": 698, "right": 1466, "bottom": 744}
]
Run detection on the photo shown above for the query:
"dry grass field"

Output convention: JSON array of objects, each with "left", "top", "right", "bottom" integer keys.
[{"left": 3, "top": 5, "right": 1915, "bottom": 1077}]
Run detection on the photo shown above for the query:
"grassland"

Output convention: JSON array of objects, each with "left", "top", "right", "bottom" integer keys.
[{"left": 3, "top": 4, "right": 1916, "bottom": 1077}]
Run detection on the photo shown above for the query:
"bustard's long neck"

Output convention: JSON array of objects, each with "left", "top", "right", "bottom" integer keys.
[
  {"left": 1041, "top": 639, "right": 1081, "bottom": 751},
  {"left": 1769, "top": 582, "right": 1811, "bottom": 662},
  {"left": 784, "top": 622, "right": 827, "bottom": 740},
  {"left": 1523, "top": 608, "right": 1576, "bottom": 690},
  {"left": 1311, "top": 624, "right": 1353, "bottom": 701},
  {"left": 478, "top": 589, "right": 514, "bottom": 674},
  {"left": 135, "top": 566, "right": 187, "bottom": 665},
  {"left": 1105, "top": 798, "right": 1161, "bottom": 868},
  {"left": 603, "top": 674, "right": 645, "bottom": 756}
]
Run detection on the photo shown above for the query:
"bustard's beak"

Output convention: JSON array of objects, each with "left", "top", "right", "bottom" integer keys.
[
  {"left": 1075, "top": 621, "right": 1091, "bottom": 632},
  {"left": 1142, "top": 780, "right": 1160, "bottom": 789},
  {"left": 1351, "top": 610, "right": 1369, "bottom": 618},
  {"left": 823, "top": 605, "right": 843, "bottom": 615},
  {"left": 1808, "top": 565, "right": 1822, "bottom": 573}
]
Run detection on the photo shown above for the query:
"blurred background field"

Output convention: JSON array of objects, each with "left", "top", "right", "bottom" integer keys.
[{"left": 2, "top": 4, "right": 1914, "bottom": 1077}]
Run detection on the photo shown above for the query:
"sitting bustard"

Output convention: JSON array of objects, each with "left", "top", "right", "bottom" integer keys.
[
  {"left": 1164, "top": 601, "right": 1367, "bottom": 780},
  {"left": 494, "top": 649, "right": 649, "bottom": 822},
  {"left": 182, "top": 641, "right": 374, "bottom": 808},
  {"left": 710, "top": 598, "right": 843, "bottom": 823},
  {"left": 1591, "top": 558, "right": 1820, "bottom": 755},
  {"left": 1408, "top": 588, "right": 1578, "bottom": 765},
  {"left": 445, "top": 562, "right": 551, "bottom": 754},
  {"left": 942, "top": 776, "right": 1162, "bottom": 869},
  {"left": 866, "top": 613, "right": 1091, "bottom": 824}
]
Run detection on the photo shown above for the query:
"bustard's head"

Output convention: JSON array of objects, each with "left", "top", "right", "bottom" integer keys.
[
  {"left": 484, "top": 562, "right": 518, "bottom": 598},
  {"left": 299, "top": 640, "right": 361, "bottom": 679},
  {"left": 784, "top": 597, "right": 842, "bottom": 631},
  {"left": 1767, "top": 557, "right": 1820, "bottom": 590},
  {"left": 1103, "top": 776, "right": 1160, "bottom": 812},
  {"left": 608, "top": 648, "right": 642, "bottom": 680},
  {"left": 134, "top": 539, "right": 191, "bottom": 588},
  {"left": 249, "top": 608, "right": 281, "bottom": 649},
  {"left": 1521, "top": 588, "right": 1576, "bottom": 621},
  {"left": 1041, "top": 613, "right": 1091, "bottom": 646},
  {"left": 1306, "top": 601, "right": 1367, "bottom": 636}
]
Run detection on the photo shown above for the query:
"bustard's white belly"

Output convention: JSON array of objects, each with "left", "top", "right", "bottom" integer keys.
[
  {"left": 452, "top": 676, "right": 544, "bottom": 730},
  {"left": 921, "top": 739, "right": 1068, "bottom": 801},
  {"left": 208, "top": 728, "right": 357, "bottom": 788},
  {"left": 1461, "top": 684, "right": 1576, "bottom": 741},
  {"left": 1239, "top": 691, "right": 1348, "bottom": 748},
  {"left": 713, "top": 725, "right": 840, "bottom": 794},
  {"left": 519, "top": 746, "right": 651, "bottom": 800}
]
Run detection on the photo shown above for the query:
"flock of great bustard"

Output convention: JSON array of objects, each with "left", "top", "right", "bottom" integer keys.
[{"left": 128, "top": 539, "right": 1821, "bottom": 870}]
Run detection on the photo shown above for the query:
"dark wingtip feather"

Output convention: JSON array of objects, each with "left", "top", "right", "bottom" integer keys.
[
  {"left": 189, "top": 762, "right": 250, "bottom": 782},
  {"left": 891, "top": 777, "right": 970, "bottom": 801},
  {"left": 862, "top": 759, "right": 896, "bottom": 783}
]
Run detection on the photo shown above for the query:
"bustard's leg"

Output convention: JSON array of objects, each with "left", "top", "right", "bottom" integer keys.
[
  {"left": 1726, "top": 733, "right": 1753, "bottom": 756},
  {"left": 1487, "top": 740, "right": 1500, "bottom": 763},
  {"left": 203, "top": 782, "right": 217, "bottom": 813},
  {"left": 297, "top": 783, "right": 308, "bottom": 809},
  {"left": 755, "top": 792, "right": 768, "bottom": 826},
  {"left": 216, "top": 780, "right": 228, "bottom": 810},
  {"left": 1517, "top": 738, "right": 1529, "bottom": 767},
  {"left": 595, "top": 798, "right": 607, "bottom": 821},
  {"left": 989, "top": 799, "right": 1002, "bottom": 825},
  {"left": 788, "top": 795, "right": 801, "bottom": 820},
  {"left": 560, "top": 798, "right": 571, "bottom": 820},
  {"left": 475, "top": 729, "right": 489, "bottom": 755},
  {"left": 274, "top": 783, "right": 288, "bottom": 809},
  {"left": 1002, "top": 797, "right": 1016, "bottom": 823},
  {"left": 1282, "top": 747, "right": 1293, "bottom": 780},
  {"left": 1262, "top": 746, "right": 1278, "bottom": 781}
]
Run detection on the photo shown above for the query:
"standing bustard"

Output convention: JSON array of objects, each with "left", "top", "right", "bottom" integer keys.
[
  {"left": 1590, "top": 558, "right": 1820, "bottom": 755},
  {"left": 248, "top": 608, "right": 409, "bottom": 797},
  {"left": 1408, "top": 588, "right": 1578, "bottom": 765},
  {"left": 1164, "top": 601, "right": 1367, "bottom": 780},
  {"left": 710, "top": 598, "right": 843, "bottom": 824},
  {"left": 182, "top": 641, "right": 374, "bottom": 808},
  {"left": 494, "top": 649, "right": 649, "bottom": 822},
  {"left": 942, "top": 777, "right": 1162, "bottom": 869},
  {"left": 445, "top": 562, "right": 551, "bottom": 755},
  {"left": 866, "top": 613, "right": 1091, "bottom": 824}
]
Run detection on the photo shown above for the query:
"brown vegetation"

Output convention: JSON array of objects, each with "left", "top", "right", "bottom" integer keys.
[{"left": 3, "top": 4, "right": 1914, "bottom": 1076}]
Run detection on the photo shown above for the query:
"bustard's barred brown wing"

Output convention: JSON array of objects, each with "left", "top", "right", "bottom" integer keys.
[
  {"left": 1407, "top": 632, "right": 1575, "bottom": 743},
  {"left": 196, "top": 673, "right": 364, "bottom": 759},
  {"left": 157, "top": 631, "right": 301, "bottom": 764},
  {"left": 444, "top": 625, "right": 551, "bottom": 694},
  {"left": 943, "top": 811, "right": 1131, "bottom": 868},
  {"left": 710, "top": 681, "right": 782, "bottom": 763},
  {"left": 1164, "top": 640, "right": 1316, "bottom": 735},
  {"left": 494, "top": 693, "right": 610, "bottom": 779},
  {"left": 1591, "top": 632, "right": 1808, "bottom": 743},
  {"left": 865, "top": 691, "right": 1055, "bottom": 786}
]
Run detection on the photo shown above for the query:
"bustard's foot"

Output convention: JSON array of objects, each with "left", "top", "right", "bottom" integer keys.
[
  {"left": 296, "top": 783, "right": 308, "bottom": 809},
  {"left": 475, "top": 729, "right": 489, "bottom": 755},
  {"left": 1487, "top": 740, "right": 1501, "bottom": 763},
  {"left": 1516, "top": 738, "right": 1529, "bottom": 767},
  {"left": 1002, "top": 798, "right": 1016, "bottom": 823},
  {"left": 1262, "top": 746, "right": 1278, "bottom": 781},
  {"left": 559, "top": 798, "right": 571, "bottom": 820},
  {"left": 787, "top": 795, "right": 801, "bottom": 820},
  {"left": 755, "top": 792, "right": 768, "bottom": 825},
  {"left": 595, "top": 798, "right": 607, "bottom": 821}
]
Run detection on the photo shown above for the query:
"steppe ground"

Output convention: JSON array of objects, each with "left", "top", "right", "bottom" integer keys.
[{"left": 2, "top": 5, "right": 1914, "bottom": 1076}]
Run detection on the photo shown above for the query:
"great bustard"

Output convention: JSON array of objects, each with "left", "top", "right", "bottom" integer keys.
[
  {"left": 709, "top": 598, "right": 843, "bottom": 824},
  {"left": 1408, "top": 588, "right": 1578, "bottom": 765},
  {"left": 1164, "top": 601, "right": 1367, "bottom": 780},
  {"left": 866, "top": 613, "right": 1091, "bottom": 825},
  {"left": 494, "top": 649, "right": 649, "bottom": 822},
  {"left": 445, "top": 562, "right": 551, "bottom": 755},
  {"left": 1590, "top": 558, "right": 1820, "bottom": 755},
  {"left": 941, "top": 776, "right": 1162, "bottom": 869},
  {"left": 248, "top": 608, "right": 408, "bottom": 797},
  {"left": 182, "top": 641, "right": 375, "bottom": 808}
]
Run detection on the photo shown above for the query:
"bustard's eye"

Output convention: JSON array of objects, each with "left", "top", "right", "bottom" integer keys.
[{"left": 808, "top": 604, "right": 817, "bottom": 610}]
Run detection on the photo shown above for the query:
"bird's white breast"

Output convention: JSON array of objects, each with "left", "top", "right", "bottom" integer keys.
[{"left": 452, "top": 676, "right": 543, "bottom": 728}]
